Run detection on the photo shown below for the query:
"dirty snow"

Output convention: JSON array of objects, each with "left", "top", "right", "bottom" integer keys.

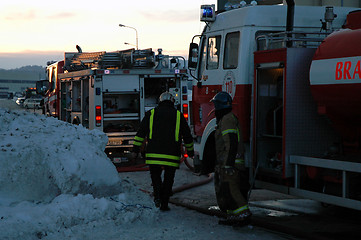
[
  {"left": 0, "top": 100, "right": 287, "bottom": 240},
  {"left": 0, "top": 107, "right": 155, "bottom": 239}
]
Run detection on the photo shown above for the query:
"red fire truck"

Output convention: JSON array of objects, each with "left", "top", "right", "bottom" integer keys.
[
  {"left": 188, "top": 1, "right": 361, "bottom": 210},
  {"left": 43, "top": 48, "right": 190, "bottom": 165}
]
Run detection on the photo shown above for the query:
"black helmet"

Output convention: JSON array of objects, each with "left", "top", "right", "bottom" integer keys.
[
  {"left": 210, "top": 91, "right": 232, "bottom": 111},
  {"left": 159, "top": 91, "right": 175, "bottom": 103}
]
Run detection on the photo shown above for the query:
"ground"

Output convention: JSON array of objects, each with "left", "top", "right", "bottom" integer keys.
[{"left": 0, "top": 99, "right": 293, "bottom": 240}]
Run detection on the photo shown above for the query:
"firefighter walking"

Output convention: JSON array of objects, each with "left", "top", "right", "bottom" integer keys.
[
  {"left": 211, "top": 91, "right": 252, "bottom": 226},
  {"left": 133, "top": 92, "right": 194, "bottom": 211}
]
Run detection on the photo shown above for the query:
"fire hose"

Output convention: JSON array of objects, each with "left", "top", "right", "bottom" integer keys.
[{"left": 172, "top": 173, "right": 213, "bottom": 194}]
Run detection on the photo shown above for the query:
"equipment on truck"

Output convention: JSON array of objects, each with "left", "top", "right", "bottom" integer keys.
[
  {"left": 43, "top": 47, "right": 190, "bottom": 166},
  {"left": 188, "top": 1, "right": 361, "bottom": 210},
  {"left": 25, "top": 87, "right": 40, "bottom": 99}
]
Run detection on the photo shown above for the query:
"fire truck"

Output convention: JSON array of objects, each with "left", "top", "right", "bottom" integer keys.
[
  {"left": 44, "top": 48, "right": 190, "bottom": 164},
  {"left": 188, "top": 0, "right": 361, "bottom": 210}
]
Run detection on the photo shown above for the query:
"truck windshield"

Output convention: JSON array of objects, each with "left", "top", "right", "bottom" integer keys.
[{"left": 207, "top": 35, "right": 221, "bottom": 70}]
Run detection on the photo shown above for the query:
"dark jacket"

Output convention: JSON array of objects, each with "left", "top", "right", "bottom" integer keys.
[
  {"left": 215, "top": 110, "right": 244, "bottom": 168},
  {"left": 133, "top": 101, "right": 194, "bottom": 168}
]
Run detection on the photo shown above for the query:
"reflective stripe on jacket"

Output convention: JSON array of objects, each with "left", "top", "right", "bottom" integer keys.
[
  {"left": 133, "top": 101, "right": 193, "bottom": 168},
  {"left": 215, "top": 112, "right": 244, "bottom": 167}
]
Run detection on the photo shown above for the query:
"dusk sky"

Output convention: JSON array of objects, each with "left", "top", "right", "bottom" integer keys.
[{"left": 0, "top": 0, "right": 215, "bottom": 69}]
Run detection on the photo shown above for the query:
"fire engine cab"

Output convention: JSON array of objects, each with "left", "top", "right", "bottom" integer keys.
[
  {"left": 44, "top": 48, "right": 190, "bottom": 165},
  {"left": 188, "top": 0, "right": 361, "bottom": 210}
]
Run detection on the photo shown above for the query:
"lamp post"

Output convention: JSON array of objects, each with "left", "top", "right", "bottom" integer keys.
[
  {"left": 124, "top": 42, "right": 136, "bottom": 47},
  {"left": 119, "top": 24, "right": 138, "bottom": 50}
]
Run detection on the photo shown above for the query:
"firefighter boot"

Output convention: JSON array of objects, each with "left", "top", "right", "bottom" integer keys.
[
  {"left": 218, "top": 209, "right": 252, "bottom": 227},
  {"left": 152, "top": 185, "right": 161, "bottom": 208},
  {"left": 154, "top": 198, "right": 161, "bottom": 208},
  {"left": 160, "top": 198, "right": 170, "bottom": 211}
]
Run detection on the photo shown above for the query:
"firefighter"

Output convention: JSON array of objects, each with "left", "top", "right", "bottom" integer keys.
[
  {"left": 210, "top": 91, "right": 252, "bottom": 226},
  {"left": 132, "top": 91, "right": 194, "bottom": 211}
]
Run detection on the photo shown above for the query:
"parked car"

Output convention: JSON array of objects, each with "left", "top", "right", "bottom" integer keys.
[
  {"left": 23, "top": 98, "right": 42, "bottom": 109},
  {"left": 16, "top": 97, "right": 26, "bottom": 106}
]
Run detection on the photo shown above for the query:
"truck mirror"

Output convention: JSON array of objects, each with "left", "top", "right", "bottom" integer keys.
[{"left": 188, "top": 43, "right": 199, "bottom": 70}]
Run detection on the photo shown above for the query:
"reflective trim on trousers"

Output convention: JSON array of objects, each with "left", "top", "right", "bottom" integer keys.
[
  {"left": 146, "top": 153, "right": 181, "bottom": 160},
  {"left": 227, "top": 205, "right": 249, "bottom": 215}
]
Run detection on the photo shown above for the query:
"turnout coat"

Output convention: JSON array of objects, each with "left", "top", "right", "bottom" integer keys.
[{"left": 133, "top": 101, "right": 194, "bottom": 168}]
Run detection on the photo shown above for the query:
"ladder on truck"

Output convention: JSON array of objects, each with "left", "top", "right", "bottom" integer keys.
[{"left": 63, "top": 48, "right": 156, "bottom": 72}]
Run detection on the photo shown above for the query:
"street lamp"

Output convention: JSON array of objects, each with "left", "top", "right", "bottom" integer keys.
[
  {"left": 119, "top": 24, "right": 138, "bottom": 50},
  {"left": 124, "top": 42, "right": 136, "bottom": 47}
]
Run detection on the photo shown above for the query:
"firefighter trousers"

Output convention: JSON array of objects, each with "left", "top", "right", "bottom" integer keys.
[
  {"left": 214, "top": 166, "right": 249, "bottom": 214},
  {"left": 149, "top": 165, "right": 176, "bottom": 205}
]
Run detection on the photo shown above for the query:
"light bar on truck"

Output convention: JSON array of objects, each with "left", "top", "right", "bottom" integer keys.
[{"left": 200, "top": 4, "right": 216, "bottom": 22}]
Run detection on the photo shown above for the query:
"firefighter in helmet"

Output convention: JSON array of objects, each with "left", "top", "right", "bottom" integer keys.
[
  {"left": 210, "top": 91, "right": 251, "bottom": 225},
  {"left": 133, "top": 91, "right": 194, "bottom": 211}
]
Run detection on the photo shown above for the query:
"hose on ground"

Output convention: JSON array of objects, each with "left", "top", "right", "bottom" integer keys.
[{"left": 172, "top": 173, "right": 213, "bottom": 194}]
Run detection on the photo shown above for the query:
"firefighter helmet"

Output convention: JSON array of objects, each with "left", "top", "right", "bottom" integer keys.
[
  {"left": 159, "top": 91, "right": 175, "bottom": 103},
  {"left": 210, "top": 91, "right": 232, "bottom": 110}
]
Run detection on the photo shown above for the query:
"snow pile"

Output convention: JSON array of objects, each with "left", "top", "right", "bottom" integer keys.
[
  {"left": 0, "top": 109, "right": 121, "bottom": 201},
  {"left": 0, "top": 108, "right": 155, "bottom": 239}
]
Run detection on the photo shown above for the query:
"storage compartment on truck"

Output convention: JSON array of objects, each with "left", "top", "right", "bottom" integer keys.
[
  {"left": 103, "top": 92, "right": 140, "bottom": 133},
  {"left": 144, "top": 76, "right": 180, "bottom": 111}
]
